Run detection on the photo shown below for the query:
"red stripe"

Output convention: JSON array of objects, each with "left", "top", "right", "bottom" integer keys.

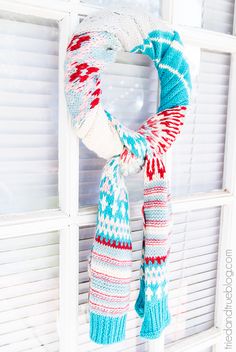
[
  {"left": 144, "top": 200, "right": 167, "bottom": 208},
  {"left": 145, "top": 239, "right": 168, "bottom": 245},
  {"left": 144, "top": 191, "right": 166, "bottom": 196},
  {"left": 144, "top": 186, "right": 167, "bottom": 194},
  {"left": 95, "top": 235, "right": 132, "bottom": 250},
  {"left": 146, "top": 219, "right": 169, "bottom": 223},
  {"left": 91, "top": 268, "right": 131, "bottom": 283},
  {"left": 145, "top": 220, "right": 169, "bottom": 227},
  {"left": 89, "top": 300, "right": 129, "bottom": 314},
  {"left": 90, "top": 288, "right": 129, "bottom": 301},
  {"left": 145, "top": 250, "right": 170, "bottom": 264}
]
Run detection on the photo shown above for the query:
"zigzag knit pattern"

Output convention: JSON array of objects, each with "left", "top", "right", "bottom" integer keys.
[{"left": 64, "top": 11, "right": 192, "bottom": 345}]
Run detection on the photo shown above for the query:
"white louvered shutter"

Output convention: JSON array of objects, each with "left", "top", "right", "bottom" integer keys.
[
  {"left": 165, "top": 207, "right": 220, "bottom": 344},
  {"left": 173, "top": 0, "right": 235, "bottom": 34},
  {"left": 0, "top": 13, "right": 60, "bottom": 352},
  {"left": 0, "top": 16, "right": 59, "bottom": 214},
  {"left": 0, "top": 231, "right": 59, "bottom": 352},
  {"left": 202, "top": 0, "right": 235, "bottom": 34},
  {"left": 171, "top": 49, "right": 230, "bottom": 197}
]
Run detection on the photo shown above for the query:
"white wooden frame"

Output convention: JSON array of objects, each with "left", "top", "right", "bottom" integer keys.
[{"left": 0, "top": 1, "right": 235, "bottom": 352}]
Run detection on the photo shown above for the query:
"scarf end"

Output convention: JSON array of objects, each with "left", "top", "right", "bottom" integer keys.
[
  {"left": 140, "top": 295, "right": 171, "bottom": 340},
  {"left": 90, "top": 311, "right": 127, "bottom": 344}
]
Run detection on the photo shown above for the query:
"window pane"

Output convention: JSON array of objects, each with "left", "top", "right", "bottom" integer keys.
[
  {"left": 165, "top": 207, "right": 220, "bottom": 344},
  {"left": 79, "top": 51, "right": 158, "bottom": 206},
  {"left": 79, "top": 48, "right": 230, "bottom": 207},
  {"left": 0, "top": 13, "right": 59, "bottom": 214},
  {"left": 0, "top": 230, "right": 59, "bottom": 351},
  {"left": 173, "top": 0, "right": 235, "bottom": 35},
  {"left": 171, "top": 48, "right": 230, "bottom": 197}
]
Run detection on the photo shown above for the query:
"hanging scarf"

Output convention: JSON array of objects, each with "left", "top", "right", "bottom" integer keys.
[{"left": 64, "top": 9, "right": 192, "bottom": 345}]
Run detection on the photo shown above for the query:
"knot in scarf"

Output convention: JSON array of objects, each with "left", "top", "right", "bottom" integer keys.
[{"left": 64, "top": 9, "right": 192, "bottom": 345}]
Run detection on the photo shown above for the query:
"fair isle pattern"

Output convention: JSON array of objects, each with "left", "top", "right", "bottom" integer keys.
[
  {"left": 64, "top": 18, "right": 191, "bottom": 345},
  {"left": 64, "top": 32, "right": 121, "bottom": 130}
]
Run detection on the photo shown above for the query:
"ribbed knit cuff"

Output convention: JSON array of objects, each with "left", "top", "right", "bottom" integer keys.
[
  {"left": 90, "top": 311, "right": 127, "bottom": 344},
  {"left": 140, "top": 295, "right": 171, "bottom": 339},
  {"left": 135, "top": 277, "right": 145, "bottom": 318}
]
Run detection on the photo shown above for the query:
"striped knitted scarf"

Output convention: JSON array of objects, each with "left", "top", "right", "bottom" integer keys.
[{"left": 64, "top": 9, "right": 191, "bottom": 345}]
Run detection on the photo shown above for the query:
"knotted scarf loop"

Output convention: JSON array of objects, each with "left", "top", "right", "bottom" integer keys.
[{"left": 64, "top": 8, "right": 192, "bottom": 345}]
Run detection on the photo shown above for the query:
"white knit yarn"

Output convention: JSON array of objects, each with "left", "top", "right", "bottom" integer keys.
[
  {"left": 75, "top": 104, "right": 123, "bottom": 159},
  {"left": 75, "top": 7, "right": 173, "bottom": 51}
]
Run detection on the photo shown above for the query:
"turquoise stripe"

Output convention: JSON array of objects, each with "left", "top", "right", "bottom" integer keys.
[{"left": 130, "top": 29, "right": 192, "bottom": 112}]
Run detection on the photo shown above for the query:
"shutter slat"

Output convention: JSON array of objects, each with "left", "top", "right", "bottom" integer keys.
[
  {"left": 0, "top": 228, "right": 59, "bottom": 350},
  {"left": 0, "top": 332, "right": 58, "bottom": 352},
  {"left": 0, "top": 311, "right": 58, "bottom": 335},
  {"left": 0, "top": 267, "right": 59, "bottom": 289},
  {"left": 0, "top": 19, "right": 58, "bottom": 40},
  {"left": 0, "top": 33, "right": 58, "bottom": 54}
]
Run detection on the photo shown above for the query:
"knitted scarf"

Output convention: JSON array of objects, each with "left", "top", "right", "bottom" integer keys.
[{"left": 64, "top": 9, "right": 191, "bottom": 345}]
